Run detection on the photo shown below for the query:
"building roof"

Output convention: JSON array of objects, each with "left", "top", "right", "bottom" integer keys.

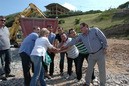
[{"left": 45, "top": 3, "right": 70, "bottom": 11}]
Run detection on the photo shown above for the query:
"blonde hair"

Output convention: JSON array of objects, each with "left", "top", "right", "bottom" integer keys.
[{"left": 40, "top": 28, "right": 49, "bottom": 37}]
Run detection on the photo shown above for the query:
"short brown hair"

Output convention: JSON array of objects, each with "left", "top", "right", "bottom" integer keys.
[
  {"left": 47, "top": 25, "right": 52, "bottom": 28},
  {"left": 57, "top": 26, "right": 63, "bottom": 30},
  {"left": 0, "top": 16, "right": 6, "bottom": 21},
  {"left": 33, "top": 26, "right": 40, "bottom": 30},
  {"left": 68, "top": 28, "right": 74, "bottom": 34},
  {"left": 0, "top": 16, "right": 5, "bottom": 19},
  {"left": 80, "top": 22, "right": 89, "bottom": 28}
]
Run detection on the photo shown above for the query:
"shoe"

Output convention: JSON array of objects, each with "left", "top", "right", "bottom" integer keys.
[
  {"left": 49, "top": 73, "right": 53, "bottom": 76},
  {"left": 74, "top": 79, "right": 80, "bottom": 82},
  {"left": 91, "top": 77, "right": 99, "bottom": 85},
  {"left": 65, "top": 75, "right": 70, "bottom": 79},
  {"left": 65, "top": 75, "right": 74, "bottom": 80},
  {"left": 75, "top": 78, "right": 85, "bottom": 84},
  {"left": 60, "top": 72, "right": 64, "bottom": 76},
  {"left": 0, "top": 76, "right": 7, "bottom": 81},
  {"left": 49, "top": 74, "right": 54, "bottom": 78},
  {"left": 47, "top": 85, "right": 53, "bottom": 86},
  {"left": 45, "top": 73, "right": 51, "bottom": 79},
  {"left": 82, "top": 83, "right": 89, "bottom": 86},
  {"left": 6, "top": 74, "right": 15, "bottom": 77}
]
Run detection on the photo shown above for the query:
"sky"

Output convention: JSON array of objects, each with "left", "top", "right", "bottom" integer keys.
[{"left": 0, "top": 0, "right": 129, "bottom": 16}]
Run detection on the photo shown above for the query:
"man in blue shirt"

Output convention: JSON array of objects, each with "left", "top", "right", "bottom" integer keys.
[{"left": 19, "top": 26, "right": 40, "bottom": 86}]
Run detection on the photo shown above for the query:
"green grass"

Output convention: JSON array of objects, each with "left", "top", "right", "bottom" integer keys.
[
  {"left": 59, "top": 13, "right": 101, "bottom": 30},
  {"left": 58, "top": 11, "right": 125, "bottom": 31}
]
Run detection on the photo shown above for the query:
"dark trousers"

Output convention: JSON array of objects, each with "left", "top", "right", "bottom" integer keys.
[
  {"left": 77, "top": 53, "right": 95, "bottom": 80},
  {"left": 67, "top": 57, "right": 78, "bottom": 76},
  {"left": 19, "top": 52, "right": 34, "bottom": 86},
  {"left": 44, "top": 52, "right": 55, "bottom": 75},
  {"left": 0, "top": 49, "right": 11, "bottom": 75},
  {"left": 59, "top": 52, "right": 66, "bottom": 73}
]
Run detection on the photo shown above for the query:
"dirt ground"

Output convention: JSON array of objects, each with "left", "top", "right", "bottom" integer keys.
[
  {"left": 106, "top": 39, "right": 129, "bottom": 74},
  {"left": 34, "top": 39, "right": 129, "bottom": 85},
  {"left": 0, "top": 38, "right": 129, "bottom": 86}
]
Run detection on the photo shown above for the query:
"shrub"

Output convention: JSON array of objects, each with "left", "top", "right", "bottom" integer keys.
[
  {"left": 58, "top": 19, "right": 65, "bottom": 24},
  {"left": 74, "top": 18, "right": 81, "bottom": 25}
]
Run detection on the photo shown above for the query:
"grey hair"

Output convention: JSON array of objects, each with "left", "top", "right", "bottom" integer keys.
[{"left": 40, "top": 28, "right": 50, "bottom": 36}]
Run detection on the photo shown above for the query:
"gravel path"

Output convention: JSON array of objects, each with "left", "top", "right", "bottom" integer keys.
[{"left": 0, "top": 39, "right": 129, "bottom": 86}]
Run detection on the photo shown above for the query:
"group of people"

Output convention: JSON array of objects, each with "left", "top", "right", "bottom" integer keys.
[
  {"left": 61, "top": 23, "right": 108, "bottom": 86},
  {"left": 0, "top": 15, "right": 108, "bottom": 86},
  {"left": 18, "top": 25, "right": 59, "bottom": 86}
]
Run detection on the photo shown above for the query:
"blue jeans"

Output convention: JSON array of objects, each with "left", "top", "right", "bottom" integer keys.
[
  {"left": 0, "top": 49, "right": 11, "bottom": 75},
  {"left": 30, "top": 55, "right": 46, "bottom": 86}
]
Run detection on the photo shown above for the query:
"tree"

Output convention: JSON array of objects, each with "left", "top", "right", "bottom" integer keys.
[{"left": 117, "top": 1, "right": 129, "bottom": 9}]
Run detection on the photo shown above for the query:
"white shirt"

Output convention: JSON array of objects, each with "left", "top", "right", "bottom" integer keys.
[
  {"left": 31, "top": 37, "right": 53, "bottom": 58},
  {"left": 63, "top": 38, "right": 79, "bottom": 59},
  {"left": 0, "top": 26, "right": 10, "bottom": 50}
]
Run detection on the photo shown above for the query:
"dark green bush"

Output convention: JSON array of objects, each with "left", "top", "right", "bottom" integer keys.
[
  {"left": 58, "top": 19, "right": 65, "bottom": 24},
  {"left": 74, "top": 18, "right": 80, "bottom": 25}
]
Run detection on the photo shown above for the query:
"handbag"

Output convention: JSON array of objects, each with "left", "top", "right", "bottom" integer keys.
[{"left": 44, "top": 52, "right": 52, "bottom": 66}]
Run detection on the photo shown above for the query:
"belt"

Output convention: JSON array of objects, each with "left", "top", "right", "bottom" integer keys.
[{"left": 89, "top": 47, "right": 103, "bottom": 54}]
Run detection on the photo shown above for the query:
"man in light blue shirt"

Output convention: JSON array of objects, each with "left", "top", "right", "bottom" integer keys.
[
  {"left": 65, "top": 23, "right": 108, "bottom": 86},
  {"left": 19, "top": 26, "right": 40, "bottom": 86}
]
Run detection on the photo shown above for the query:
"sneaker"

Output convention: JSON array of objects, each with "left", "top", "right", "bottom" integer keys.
[
  {"left": 60, "top": 72, "right": 64, "bottom": 76},
  {"left": 65, "top": 75, "right": 70, "bottom": 79},
  {"left": 74, "top": 79, "right": 80, "bottom": 82},
  {"left": 65, "top": 75, "right": 75, "bottom": 80},
  {"left": 80, "top": 78, "right": 85, "bottom": 83},
  {"left": 75, "top": 78, "right": 85, "bottom": 84},
  {"left": 5, "top": 74, "right": 15, "bottom": 77},
  {"left": 0, "top": 76, "right": 7, "bottom": 81},
  {"left": 45, "top": 73, "right": 51, "bottom": 79},
  {"left": 91, "top": 78, "right": 99, "bottom": 86},
  {"left": 47, "top": 85, "right": 53, "bottom": 86},
  {"left": 82, "top": 83, "right": 89, "bottom": 86},
  {"left": 49, "top": 74, "right": 53, "bottom": 77}
]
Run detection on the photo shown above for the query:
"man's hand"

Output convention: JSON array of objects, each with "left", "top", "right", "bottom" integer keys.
[{"left": 103, "top": 48, "right": 107, "bottom": 54}]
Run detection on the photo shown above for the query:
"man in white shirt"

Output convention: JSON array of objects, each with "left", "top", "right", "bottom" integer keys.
[{"left": 0, "top": 16, "right": 15, "bottom": 80}]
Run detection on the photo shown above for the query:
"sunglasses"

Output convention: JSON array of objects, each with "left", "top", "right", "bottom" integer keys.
[{"left": 0, "top": 19, "right": 6, "bottom": 22}]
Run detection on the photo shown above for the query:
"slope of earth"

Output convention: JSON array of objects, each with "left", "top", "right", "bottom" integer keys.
[{"left": 0, "top": 39, "right": 129, "bottom": 86}]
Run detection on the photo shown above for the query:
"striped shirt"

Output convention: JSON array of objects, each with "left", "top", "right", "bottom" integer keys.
[
  {"left": 75, "top": 42, "right": 88, "bottom": 54},
  {"left": 67, "top": 28, "right": 108, "bottom": 53},
  {"left": 63, "top": 38, "right": 79, "bottom": 59}
]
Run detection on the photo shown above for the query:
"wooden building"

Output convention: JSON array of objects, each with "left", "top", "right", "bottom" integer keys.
[{"left": 45, "top": 3, "right": 70, "bottom": 16}]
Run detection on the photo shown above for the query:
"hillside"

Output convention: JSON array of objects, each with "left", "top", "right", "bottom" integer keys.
[
  {"left": 6, "top": 8, "right": 129, "bottom": 39},
  {"left": 58, "top": 9, "right": 129, "bottom": 39}
]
